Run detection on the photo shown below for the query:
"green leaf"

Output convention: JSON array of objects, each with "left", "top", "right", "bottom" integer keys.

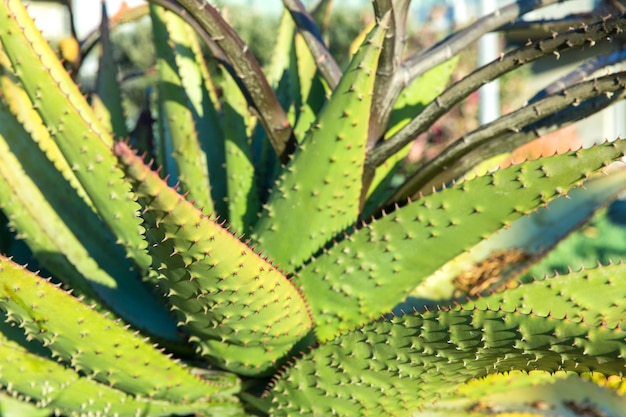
[
  {"left": 151, "top": 5, "right": 214, "bottom": 213},
  {"left": 0, "top": 335, "right": 241, "bottom": 417},
  {"left": 220, "top": 71, "right": 260, "bottom": 234},
  {"left": 265, "top": 9, "right": 296, "bottom": 89},
  {"left": 115, "top": 142, "right": 313, "bottom": 376},
  {"left": 362, "top": 57, "right": 459, "bottom": 218},
  {"left": 0, "top": 393, "right": 50, "bottom": 417},
  {"left": 177, "top": 14, "right": 229, "bottom": 219},
  {"left": 252, "top": 17, "right": 389, "bottom": 271},
  {"left": 92, "top": 1, "right": 128, "bottom": 140},
  {"left": 271, "top": 273, "right": 626, "bottom": 415},
  {"left": 405, "top": 166, "right": 626, "bottom": 304},
  {"left": 0, "top": 256, "right": 240, "bottom": 404},
  {"left": 0, "top": 82, "right": 180, "bottom": 342},
  {"left": 173, "top": 0, "right": 296, "bottom": 163},
  {"left": 290, "top": 33, "right": 329, "bottom": 142},
  {"left": 295, "top": 140, "right": 626, "bottom": 341},
  {"left": 386, "top": 57, "right": 459, "bottom": 139},
  {"left": 0, "top": 0, "right": 150, "bottom": 273},
  {"left": 466, "top": 262, "right": 626, "bottom": 326},
  {"left": 416, "top": 371, "right": 626, "bottom": 416},
  {"left": 0, "top": 50, "right": 93, "bottom": 213}
]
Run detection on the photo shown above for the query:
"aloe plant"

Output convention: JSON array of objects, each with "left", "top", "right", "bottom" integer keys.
[{"left": 0, "top": 0, "right": 625, "bottom": 416}]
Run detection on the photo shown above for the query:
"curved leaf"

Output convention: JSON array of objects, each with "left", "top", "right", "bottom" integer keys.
[
  {"left": 0, "top": 256, "right": 239, "bottom": 403},
  {"left": 252, "top": 17, "right": 389, "bottom": 271},
  {"left": 271, "top": 267, "right": 626, "bottom": 415},
  {"left": 296, "top": 140, "right": 626, "bottom": 341},
  {"left": 0, "top": 334, "right": 241, "bottom": 417},
  {"left": 115, "top": 142, "right": 313, "bottom": 376},
  {"left": 0, "top": 82, "right": 180, "bottom": 342},
  {"left": 0, "top": 0, "right": 151, "bottom": 272},
  {"left": 151, "top": 5, "right": 214, "bottom": 213}
]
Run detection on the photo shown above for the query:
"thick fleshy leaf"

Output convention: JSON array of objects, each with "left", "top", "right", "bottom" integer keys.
[
  {"left": 92, "top": 1, "right": 128, "bottom": 140},
  {"left": 295, "top": 140, "right": 626, "bottom": 341},
  {"left": 0, "top": 0, "right": 150, "bottom": 272},
  {"left": 151, "top": 5, "right": 213, "bottom": 213},
  {"left": 416, "top": 371, "right": 626, "bottom": 416},
  {"left": 0, "top": 77, "right": 180, "bottom": 342},
  {"left": 362, "top": 57, "right": 459, "bottom": 218},
  {"left": 271, "top": 264, "right": 626, "bottom": 415},
  {"left": 220, "top": 71, "right": 260, "bottom": 234},
  {"left": 404, "top": 166, "right": 626, "bottom": 305},
  {"left": 290, "top": 33, "right": 329, "bottom": 142},
  {"left": 252, "top": 17, "right": 389, "bottom": 271},
  {"left": 0, "top": 257, "right": 240, "bottom": 403},
  {"left": 0, "top": 322, "right": 242, "bottom": 417},
  {"left": 115, "top": 142, "right": 313, "bottom": 376}
]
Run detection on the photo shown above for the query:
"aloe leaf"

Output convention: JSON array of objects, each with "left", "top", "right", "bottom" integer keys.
[
  {"left": 175, "top": 11, "right": 228, "bottom": 218},
  {"left": 348, "top": 20, "right": 375, "bottom": 58},
  {"left": 421, "top": 371, "right": 626, "bottom": 416},
  {"left": 0, "top": 256, "right": 239, "bottom": 403},
  {"left": 386, "top": 57, "right": 459, "bottom": 138},
  {"left": 296, "top": 140, "right": 626, "bottom": 341},
  {"left": 252, "top": 10, "right": 295, "bottom": 193},
  {"left": 0, "top": 0, "right": 150, "bottom": 272},
  {"left": 362, "top": 57, "right": 459, "bottom": 218},
  {"left": 115, "top": 142, "right": 313, "bottom": 376},
  {"left": 150, "top": 5, "right": 213, "bottom": 213},
  {"left": 252, "top": 17, "right": 389, "bottom": 271},
  {"left": 269, "top": 21, "right": 327, "bottom": 141},
  {"left": 404, "top": 166, "right": 626, "bottom": 304},
  {"left": 0, "top": 333, "right": 241, "bottom": 417},
  {"left": 271, "top": 268, "right": 626, "bottom": 415},
  {"left": 466, "top": 262, "right": 626, "bottom": 326},
  {"left": 0, "top": 50, "right": 93, "bottom": 213},
  {"left": 265, "top": 9, "right": 296, "bottom": 89},
  {"left": 0, "top": 106, "right": 108, "bottom": 299},
  {"left": 92, "top": 1, "right": 128, "bottom": 140},
  {"left": 253, "top": 26, "right": 328, "bottom": 199},
  {"left": 0, "top": 394, "right": 50, "bottom": 417},
  {"left": 283, "top": 0, "right": 341, "bottom": 89},
  {"left": 0, "top": 86, "right": 181, "bottom": 342},
  {"left": 291, "top": 33, "right": 328, "bottom": 142},
  {"left": 219, "top": 71, "right": 260, "bottom": 234},
  {"left": 171, "top": 0, "right": 296, "bottom": 163},
  {"left": 0, "top": 336, "right": 241, "bottom": 417}
]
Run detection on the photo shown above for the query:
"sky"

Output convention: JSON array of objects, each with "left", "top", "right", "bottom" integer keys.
[
  {"left": 71, "top": 0, "right": 448, "bottom": 37},
  {"left": 70, "top": 0, "right": 596, "bottom": 40},
  {"left": 74, "top": 0, "right": 146, "bottom": 38}
]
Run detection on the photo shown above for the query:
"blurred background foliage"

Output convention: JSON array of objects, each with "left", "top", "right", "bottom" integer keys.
[{"left": 74, "top": 1, "right": 626, "bottom": 287}]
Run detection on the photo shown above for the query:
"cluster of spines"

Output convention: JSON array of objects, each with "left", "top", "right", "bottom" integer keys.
[
  {"left": 115, "top": 141, "right": 313, "bottom": 376},
  {"left": 270, "top": 302, "right": 625, "bottom": 416},
  {"left": 0, "top": 40, "right": 181, "bottom": 342},
  {"left": 295, "top": 140, "right": 626, "bottom": 342},
  {"left": 251, "top": 16, "right": 389, "bottom": 271},
  {"left": 0, "top": 0, "right": 150, "bottom": 272},
  {"left": 0, "top": 257, "right": 238, "bottom": 405}
]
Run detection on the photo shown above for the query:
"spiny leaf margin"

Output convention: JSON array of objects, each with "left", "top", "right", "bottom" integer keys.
[
  {"left": 0, "top": 256, "right": 239, "bottom": 403},
  {"left": 115, "top": 141, "right": 313, "bottom": 376},
  {"left": 296, "top": 140, "right": 626, "bottom": 342},
  {"left": 270, "top": 292, "right": 625, "bottom": 415},
  {"left": 252, "top": 15, "right": 389, "bottom": 271}
]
